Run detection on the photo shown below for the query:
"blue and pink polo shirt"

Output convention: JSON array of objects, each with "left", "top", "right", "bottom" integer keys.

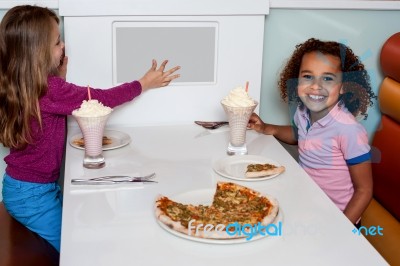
[{"left": 293, "top": 102, "right": 371, "bottom": 211}]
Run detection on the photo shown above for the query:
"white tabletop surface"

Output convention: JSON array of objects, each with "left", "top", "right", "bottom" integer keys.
[{"left": 60, "top": 124, "right": 387, "bottom": 266}]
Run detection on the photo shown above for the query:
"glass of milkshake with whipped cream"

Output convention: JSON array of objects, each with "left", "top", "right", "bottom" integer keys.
[
  {"left": 72, "top": 100, "right": 112, "bottom": 169},
  {"left": 221, "top": 87, "right": 258, "bottom": 155}
]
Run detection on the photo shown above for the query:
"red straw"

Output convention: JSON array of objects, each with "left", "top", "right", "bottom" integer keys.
[
  {"left": 87, "top": 85, "right": 91, "bottom": 100},
  {"left": 245, "top": 81, "right": 249, "bottom": 92}
]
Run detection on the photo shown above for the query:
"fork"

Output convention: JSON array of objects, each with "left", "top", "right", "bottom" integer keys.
[
  {"left": 195, "top": 121, "right": 229, "bottom": 129},
  {"left": 89, "top": 172, "right": 155, "bottom": 181}
]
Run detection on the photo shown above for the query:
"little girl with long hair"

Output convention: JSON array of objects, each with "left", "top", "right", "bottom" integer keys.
[{"left": 0, "top": 5, "right": 180, "bottom": 252}]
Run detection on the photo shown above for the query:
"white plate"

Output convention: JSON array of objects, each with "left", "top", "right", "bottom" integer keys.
[
  {"left": 69, "top": 130, "right": 131, "bottom": 151},
  {"left": 213, "top": 155, "right": 283, "bottom": 181},
  {"left": 156, "top": 188, "right": 282, "bottom": 244}
]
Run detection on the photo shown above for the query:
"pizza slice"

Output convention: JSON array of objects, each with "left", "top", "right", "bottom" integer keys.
[
  {"left": 245, "top": 163, "right": 285, "bottom": 178},
  {"left": 212, "top": 182, "right": 279, "bottom": 226},
  {"left": 155, "top": 196, "right": 210, "bottom": 236}
]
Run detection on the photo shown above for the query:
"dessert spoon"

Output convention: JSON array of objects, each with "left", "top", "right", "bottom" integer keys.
[{"left": 195, "top": 121, "right": 229, "bottom": 129}]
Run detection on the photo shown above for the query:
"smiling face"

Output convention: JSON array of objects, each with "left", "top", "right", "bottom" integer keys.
[{"left": 297, "top": 51, "right": 343, "bottom": 123}]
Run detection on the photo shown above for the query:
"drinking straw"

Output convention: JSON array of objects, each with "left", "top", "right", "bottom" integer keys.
[
  {"left": 245, "top": 81, "right": 249, "bottom": 92},
  {"left": 87, "top": 85, "right": 91, "bottom": 100}
]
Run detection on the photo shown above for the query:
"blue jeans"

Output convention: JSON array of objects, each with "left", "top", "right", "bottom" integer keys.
[{"left": 2, "top": 173, "right": 62, "bottom": 252}]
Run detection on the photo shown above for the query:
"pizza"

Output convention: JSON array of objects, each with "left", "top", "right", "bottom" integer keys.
[
  {"left": 72, "top": 136, "right": 112, "bottom": 148},
  {"left": 155, "top": 182, "right": 279, "bottom": 239},
  {"left": 245, "top": 163, "right": 285, "bottom": 178}
]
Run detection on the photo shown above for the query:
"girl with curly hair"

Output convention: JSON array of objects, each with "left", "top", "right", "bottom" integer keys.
[{"left": 248, "top": 38, "right": 376, "bottom": 226}]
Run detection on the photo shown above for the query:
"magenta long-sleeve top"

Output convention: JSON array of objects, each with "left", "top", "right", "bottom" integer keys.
[{"left": 5, "top": 76, "right": 142, "bottom": 183}]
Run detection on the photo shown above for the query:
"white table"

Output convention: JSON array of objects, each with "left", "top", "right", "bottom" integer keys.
[{"left": 60, "top": 124, "right": 387, "bottom": 266}]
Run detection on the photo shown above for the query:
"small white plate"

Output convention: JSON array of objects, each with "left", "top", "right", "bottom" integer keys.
[
  {"left": 156, "top": 188, "right": 282, "bottom": 244},
  {"left": 69, "top": 130, "right": 131, "bottom": 151},
  {"left": 213, "top": 155, "right": 283, "bottom": 181}
]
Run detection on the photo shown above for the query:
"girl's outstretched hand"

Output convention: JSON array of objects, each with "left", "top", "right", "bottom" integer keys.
[{"left": 139, "top": 60, "right": 180, "bottom": 91}]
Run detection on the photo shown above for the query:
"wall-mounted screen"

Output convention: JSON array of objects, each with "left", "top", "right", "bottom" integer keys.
[{"left": 113, "top": 22, "right": 218, "bottom": 85}]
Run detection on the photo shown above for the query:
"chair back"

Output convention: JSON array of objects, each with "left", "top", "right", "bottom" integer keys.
[{"left": 371, "top": 32, "right": 400, "bottom": 221}]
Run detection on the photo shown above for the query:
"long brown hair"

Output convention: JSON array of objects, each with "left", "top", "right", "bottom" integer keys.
[
  {"left": 0, "top": 5, "right": 59, "bottom": 148},
  {"left": 278, "top": 38, "right": 376, "bottom": 119}
]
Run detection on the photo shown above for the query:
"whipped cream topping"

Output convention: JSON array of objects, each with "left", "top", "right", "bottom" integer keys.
[
  {"left": 72, "top": 100, "right": 112, "bottom": 117},
  {"left": 221, "top": 87, "right": 256, "bottom": 107}
]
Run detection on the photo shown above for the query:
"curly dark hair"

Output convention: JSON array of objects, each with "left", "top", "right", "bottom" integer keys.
[{"left": 278, "top": 38, "right": 376, "bottom": 119}]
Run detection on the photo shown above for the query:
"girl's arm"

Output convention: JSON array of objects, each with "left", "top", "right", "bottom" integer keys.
[
  {"left": 343, "top": 161, "right": 373, "bottom": 224},
  {"left": 248, "top": 113, "right": 297, "bottom": 145}
]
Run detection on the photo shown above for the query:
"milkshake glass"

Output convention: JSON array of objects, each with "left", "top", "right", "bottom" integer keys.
[
  {"left": 72, "top": 99, "right": 112, "bottom": 169},
  {"left": 221, "top": 100, "right": 258, "bottom": 155}
]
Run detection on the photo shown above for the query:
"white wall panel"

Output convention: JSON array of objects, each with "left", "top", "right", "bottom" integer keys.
[
  {"left": 64, "top": 15, "right": 264, "bottom": 126},
  {"left": 59, "top": 0, "right": 268, "bottom": 16}
]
